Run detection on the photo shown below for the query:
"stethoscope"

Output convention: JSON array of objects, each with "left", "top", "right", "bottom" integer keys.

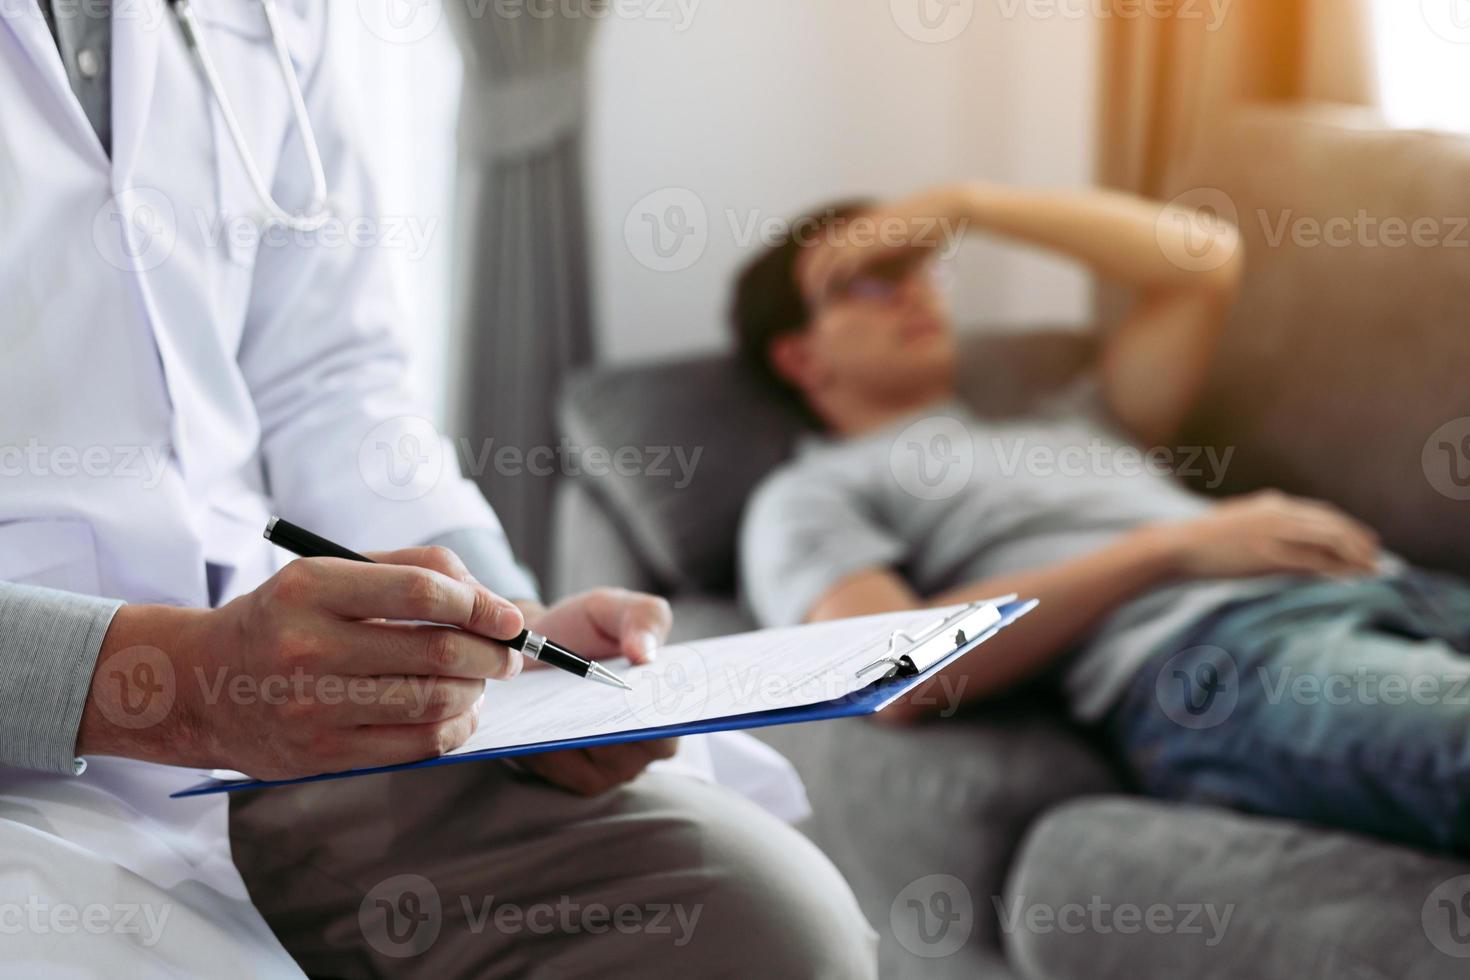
[{"left": 168, "top": 0, "right": 332, "bottom": 232}]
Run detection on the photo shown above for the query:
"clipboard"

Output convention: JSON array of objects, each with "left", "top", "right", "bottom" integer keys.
[{"left": 173, "top": 598, "right": 1036, "bottom": 799}]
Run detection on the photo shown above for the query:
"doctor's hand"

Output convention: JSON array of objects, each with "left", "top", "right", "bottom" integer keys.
[
  {"left": 78, "top": 548, "right": 528, "bottom": 780},
  {"left": 511, "top": 589, "right": 680, "bottom": 796}
]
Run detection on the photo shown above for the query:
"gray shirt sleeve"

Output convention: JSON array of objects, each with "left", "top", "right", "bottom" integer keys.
[
  {"left": 424, "top": 527, "right": 542, "bottom": 605},
  {"left": 0, "top": 526, "right": 527, "bottom": 777},
  {"left": 0, "top": 582, "right": 123, "bottom": 775},
  {"left": 739, "top": 471, "right": 906, "bottom": 628}
]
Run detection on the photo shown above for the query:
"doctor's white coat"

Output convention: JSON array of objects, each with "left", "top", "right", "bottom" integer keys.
[{"left": 0, "top": 2, "right": 504, "bottom": 973}]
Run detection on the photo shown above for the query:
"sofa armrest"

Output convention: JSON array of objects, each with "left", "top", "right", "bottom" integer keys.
[{"left": 549, "top": 478, "right": 658, "bottom": 600}]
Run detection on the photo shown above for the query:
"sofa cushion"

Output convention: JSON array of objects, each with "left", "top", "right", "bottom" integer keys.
[
  {"left": 1174, "top": 106, "right": 1470, "bottom": 579},
  {"left": 757, "top": 706, "right": 1120, "bottom": 980},
  {"left": 559, "top": 330, "right": 1094, "bottom": 592},
  {"left": 1005, "top": 797, "right": 1470, "bottom": 980}
]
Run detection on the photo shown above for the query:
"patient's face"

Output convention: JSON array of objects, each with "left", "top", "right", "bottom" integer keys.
[{"left": 792, "top": 260, "right": 957, "bottom": 407}]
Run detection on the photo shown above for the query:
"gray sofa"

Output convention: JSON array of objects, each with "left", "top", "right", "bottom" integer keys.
[{"left": 550, "top": 106, "right": 1470, "bottom": 979}]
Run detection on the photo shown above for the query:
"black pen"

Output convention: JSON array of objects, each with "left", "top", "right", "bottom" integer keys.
[{"left": 263, "top": 516, "right": 632, "bottom": 691}]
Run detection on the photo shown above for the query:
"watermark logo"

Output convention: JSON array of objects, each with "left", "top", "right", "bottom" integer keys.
[
  {"left": 362, "top": 887, "right": 703, "bottom": 948},
  {"left": 625, "top": 188, "right": 708, "bottom": 272},
  {"left": 1154, "top": 645, "right": 1239, "bottom": 730},
  {"left": 0, "top": 898, "right": 172, "bottom": 947},
  {"left": 1157, "top": 188, "right": 1240, "bottom": 273},
  {"left": 193, "top": 669, "right": 449, "bottom": 717},
  {"left": 987, "top": 436, "right": 1234, "bottom": 489},
  {"left": 1423, "top": 875, "right": 1470, "bottom": 957},
  {"left": 622, "top": 646, "right": 711, "bottom": 725},
  {"left": 41, "top": 0, "right": 168, "bottom": 32},
  {"left": 995, "top": 895, "right": 1234, "bottom": 947},
  {"left": 94, "top": 645, "right": 176, "bottom": 731},
  {"left": 359, "top": 416, "right": 446, "bottom": 502},
  {"left": 1259, "top": 664, "right": 1470, "bottom": 710},
  {"left": 471, "top": 0, "right": 703, "bottom": 32},
  {"left": 359, "top": 0, "right": 442, "bottom": 44},
  {"left": 0, "top": 440, "right": 171, "bottom": 489},
  {"left": 890, "top": 416, "right": 975, "bottom": 501},
  {"left": 991, "top": 0, "right": 1233, "bottom": 32},
  {"left": 1422, "top": 0, "right": 1470, "bottom": 44},
  {"left": 891, "top": 874, "right": 974, "bottom": 958},
  {"left": 1423, "top": 417, "right": 1470, "bottom": 501},
  {"left": 456, "top": 438, "right": 702, "bottom": 488},
  {"left": 1258, "top": 210, "right": 1469, "bottom": 251},
  {"left": 197, "top": 211, "right": 440, "bottom": 264},
  {"left": 891, "top": 0, "right": 975, "bottom": 43},
  {"left": 360, "top": 874, "right": 443, "bottom": 959},
  {"left": 729, "top": 208, "right": 970, "bottom": 258},
  {"left": 93, "top": 187, "right": 177, "bottom": 273}
]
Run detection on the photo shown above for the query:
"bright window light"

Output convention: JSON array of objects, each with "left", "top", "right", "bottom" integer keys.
[{"left": 1371, "top": 0, "right": 1470, "bottom": 133}]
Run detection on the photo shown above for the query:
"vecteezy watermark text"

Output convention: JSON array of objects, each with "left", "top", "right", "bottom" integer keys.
[
  {"left": 993, "top": 0, "right": 1231, "bottom": 29},
  {"left": 988, "top": 437, "right": 1234, "bottom": 489},
  {"left": 891, "top": 0, "right": 1233, "bottom": 45},
  {"left": 0, "top": 898, "right": 172, "bottom": 947},
  {"left": 458, "top": 438, "right": 702, "bottom": 488},
  {"left": 198, "top": 212, "right": 440, "bottom": 264},
  {"left": 0, "top": 439, "right": 170, "bottom": 489},
  {"left": 1259, "top": 210, "right": 1470, "bottom": 250},
  {"left": 359, "top": 0, "right": 702, "bottom": 47},
  {"left": 358, "top": 874, "right": 702, "bottom": 960},
  {"left": 887, "top": 416, "right": 1236, "bottom": 502},
  {"left": 994, "top": 895, "right": 1235, "bottom": 947},
  {"left": 624, "top": 190, "right": 972, "bottom": 273}
]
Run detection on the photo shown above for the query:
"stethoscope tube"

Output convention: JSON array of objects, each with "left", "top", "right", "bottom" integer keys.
[{"left": 169, "top": 0, "right": 332, "bottom": 232}]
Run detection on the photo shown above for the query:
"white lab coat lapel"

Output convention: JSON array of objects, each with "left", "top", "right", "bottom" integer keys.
[
  {"left": 109, "top": 0, "right": 164, "bottom": 189},
  {"left": 108, "top": 1, "right": 244, "bottom": 498},
  {"left": 0, "top": 0, "right": 110, "bottom": 165}
]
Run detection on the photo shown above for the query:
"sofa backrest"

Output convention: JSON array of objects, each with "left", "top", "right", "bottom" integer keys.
[
  {"left": 1174, "top": 106, "right": 1470, "bottom": 577},
  {"left": 558, "top": 330, "right": 1094, "bottom": 592}
]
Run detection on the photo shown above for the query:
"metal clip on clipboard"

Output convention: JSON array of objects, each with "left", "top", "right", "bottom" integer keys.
[{"left": 854, "top": 600, "right": 1008, "bottom": 682}]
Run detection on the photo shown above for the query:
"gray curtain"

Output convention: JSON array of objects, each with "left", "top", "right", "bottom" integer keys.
[{"left": 445, "top": 0, "right": 602, "bottom": 582}]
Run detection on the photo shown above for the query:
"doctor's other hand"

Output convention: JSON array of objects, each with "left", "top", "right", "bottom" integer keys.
[
  {"left": 77, "top": 548, "right": 527, "bottom": 780},
  {"left": 512, "top": 588, "right": 679, "bottom": 796}
]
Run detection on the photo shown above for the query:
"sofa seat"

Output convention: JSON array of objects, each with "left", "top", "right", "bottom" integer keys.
[{"left": 1007, "top": 798, "right": 1470, "bottom": 980}]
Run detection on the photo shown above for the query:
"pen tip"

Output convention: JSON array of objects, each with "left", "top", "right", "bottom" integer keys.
[{"left": 589, "top": 662, "right": 633, "bottom": 691}]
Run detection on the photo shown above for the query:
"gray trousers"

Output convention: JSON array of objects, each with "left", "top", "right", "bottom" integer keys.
[{"left": 230, "top": 762, "right": 878, "bottom": 978}]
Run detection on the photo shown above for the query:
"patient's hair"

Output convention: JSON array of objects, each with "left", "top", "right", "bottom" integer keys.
[{"left": 728, "top": 200, "right": 872, "bottom": 408}]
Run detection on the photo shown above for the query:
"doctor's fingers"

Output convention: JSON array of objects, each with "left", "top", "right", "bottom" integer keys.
[
  {"left": 366, "top": 545, "right": 475, "bottom": 584},
  {"left": 304, "top": 620, "right": 525, "bottom": 682},
  {"left": 270, "top": 557, "right": 525, "bottom": 640},
  {"left": 311, "top": 675, "right": 486, "bottom": 727},
  {"left": 312, "top": 710, "right": 482, "bottom": 771}
]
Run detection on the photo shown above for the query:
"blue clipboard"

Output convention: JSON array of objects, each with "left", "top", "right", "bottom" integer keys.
[{"left": 173, "top": 599, "right": 1036, "bottom": 799}]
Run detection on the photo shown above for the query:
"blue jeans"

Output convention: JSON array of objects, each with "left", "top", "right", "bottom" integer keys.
[{"left": 1106, "top": 569, "right": 1470, "bottom": 854}]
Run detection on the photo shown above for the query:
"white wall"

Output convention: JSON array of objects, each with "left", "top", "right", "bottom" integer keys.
[{"left": 586, "top": 0, "right": 1100, "bottom": 364}]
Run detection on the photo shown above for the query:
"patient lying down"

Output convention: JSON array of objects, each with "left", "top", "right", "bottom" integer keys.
[{"left": 733, "top": 184, "right": 1470, "bottom": 856}]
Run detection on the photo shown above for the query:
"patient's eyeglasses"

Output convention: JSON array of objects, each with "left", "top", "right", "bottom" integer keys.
[{"left": 835, "top": 261, "right": 949, "bottom": 305}]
